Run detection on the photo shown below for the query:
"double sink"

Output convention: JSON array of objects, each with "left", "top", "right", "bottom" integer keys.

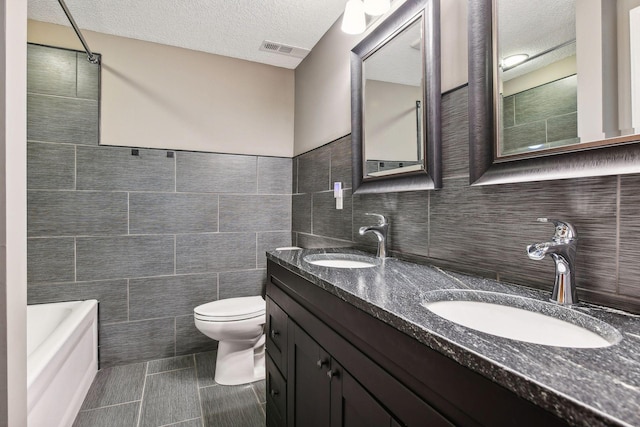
[{"left": 303, "top": 253, "right": 622, "bottom": 349}]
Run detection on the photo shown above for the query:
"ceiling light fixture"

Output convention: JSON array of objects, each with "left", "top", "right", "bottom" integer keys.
[
  {"left": 341, "top": 0, "right": 367, "bottom": 34},
  {"left": 363, "top": 0, "right": 391, "bottom": 16},
  {"left": 502, "top": 53, "right": 529, "bottom": 69}
]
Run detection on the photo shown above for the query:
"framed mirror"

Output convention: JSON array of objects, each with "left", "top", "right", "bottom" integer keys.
[
  {"left": 469, "top": 0, "right": 640, "bottom": 185},
  {"left": 351, "top": 0, "right": 441, "bottom": 194}
]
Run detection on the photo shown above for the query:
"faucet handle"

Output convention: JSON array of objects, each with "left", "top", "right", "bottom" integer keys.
[
  {"left": 536, "top": 218, "right": 577, "bottom": 241},
  {"left": 365, "top": 213, "right": 388, "bottom": 225}
]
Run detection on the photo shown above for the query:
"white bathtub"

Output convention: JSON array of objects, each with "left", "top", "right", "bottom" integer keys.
[{"left": 27, "top": 300, "right": 98, "bottom": 427}]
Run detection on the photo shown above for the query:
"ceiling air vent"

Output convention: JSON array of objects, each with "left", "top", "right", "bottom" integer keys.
[{"left": 259, "top": 40, "right": 310, "bottom": 59}]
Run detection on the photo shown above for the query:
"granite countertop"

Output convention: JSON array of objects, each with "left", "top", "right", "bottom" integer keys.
[{"left": 266, "top": 248, "right": 640, "bottom": 427}]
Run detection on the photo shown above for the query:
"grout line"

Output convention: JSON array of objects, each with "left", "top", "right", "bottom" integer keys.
[
  {"left": 74, "top": 237, "right": 77, "bottom": 282},
  {"left": 79, "top": 399, "right": 143, "bottom": 413},
  {"left": 127, "top": 279, "right": 130, "bottom": 321},
  {"left": 616, "top": 175, "right": 621, "bottom": 294},
  {"left": 135, "top": 362, "right": 150, "bottom": 427},
  {"left": 74, "top": 144, "right": 77, "bottom": 190},
  {"left": 158, "top": 418, "right": 203, "bottom": 427},
  {"left": 250, "top": 382, "right": 263, "bottom": 406},
  {"left": 146, "top": 366, "right": 193, "bottom": 376},
  {"left": 194, "top": 354, "right": 206, "bottom": 424}
]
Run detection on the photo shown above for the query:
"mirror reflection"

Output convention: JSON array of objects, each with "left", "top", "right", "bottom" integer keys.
[
  {"left": 363, "top": 18, "right": 425, "bottom": 177},
  {"left": 496, "top": 0, "right": 640, "bottom": 158}
]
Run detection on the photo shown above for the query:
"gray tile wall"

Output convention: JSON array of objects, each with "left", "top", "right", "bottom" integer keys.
[
  {"left": 27, "top": 44, "right": 293, "bottom": 368},
  {"left": 293, "top": 86, "right": 640, "bottom": 314},
  {"left": 502, "top": 75, "right": 578, "bottom": 154}
]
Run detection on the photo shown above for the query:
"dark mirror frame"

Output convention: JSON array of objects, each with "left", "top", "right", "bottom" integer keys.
[
  {"left": 468, "top": 0, "right": 640, "bottom": 186},
  {"left": 351, "top": 0, "right": 442, "bottom": 194}
]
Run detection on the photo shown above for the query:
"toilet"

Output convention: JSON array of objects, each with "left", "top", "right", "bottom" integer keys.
[{"left": 194, "top": 295, "right": 266, "bottom": 385}]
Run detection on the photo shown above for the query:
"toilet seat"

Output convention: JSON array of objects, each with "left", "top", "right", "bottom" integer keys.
[{"left": 194, "top": 296, "right": 265, "bottom": 322}]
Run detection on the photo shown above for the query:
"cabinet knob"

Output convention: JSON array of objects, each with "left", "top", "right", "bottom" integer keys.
[
  {"left": 327, "top": 369, "right": 339, "bottom": 379},
  {"left": 316, "top": 358, "right": 328, "bottom": 369},
  {"left": 270, "top": 329, "right": 280, "bottom": 339},
  {"left": 270, "top": 389, "right": 279, "bottom": 397}
]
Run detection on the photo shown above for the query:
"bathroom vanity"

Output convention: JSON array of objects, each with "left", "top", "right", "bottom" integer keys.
[{"left": 265, "top": 249, "right": 640, "bottom": 427}]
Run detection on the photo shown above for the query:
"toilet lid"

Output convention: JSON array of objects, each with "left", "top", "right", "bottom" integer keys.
[{"left": 194, "top": 296, "right": 265, "bottom": 321}]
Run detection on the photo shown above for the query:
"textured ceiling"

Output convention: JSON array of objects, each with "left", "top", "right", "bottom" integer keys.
[
  {"left": 27, "top": 0, "right": 349, "bottom": 69},
  {"left": 499, "top": 0, "right": 575, "bottom": 80}
]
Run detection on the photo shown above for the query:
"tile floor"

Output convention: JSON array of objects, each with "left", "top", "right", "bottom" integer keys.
[{"left": 73, "top": 351, "right": 266, "bottom": 427}]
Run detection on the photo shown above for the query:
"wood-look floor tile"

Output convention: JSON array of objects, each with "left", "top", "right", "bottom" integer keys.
[{"left": 139, "top": 368, "right": 201, "bottom": 427}]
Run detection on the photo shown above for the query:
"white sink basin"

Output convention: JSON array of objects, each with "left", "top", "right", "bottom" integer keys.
[
  {"left": 423, "top": 290, "right": 621, "bottom": 348},
  {"left": 303, "top": 253, "right": 377, "bottom": 268}
]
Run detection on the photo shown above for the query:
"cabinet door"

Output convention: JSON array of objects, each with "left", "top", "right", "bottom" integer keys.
[
  {"left": 288, "top": 323, "right": 332, "bottom": 427},
  {"left": 331, "top": 368, "right": 396, "bottom": 427},
  {"left": 266, "top": 297, "right": 288, "bottom": 376},
  {"left": 266, "top": 354, "right": 287, "bottom": 427}
]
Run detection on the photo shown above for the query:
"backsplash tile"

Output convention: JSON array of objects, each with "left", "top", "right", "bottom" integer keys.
[
  {"left": 257, "top": 231, "right": 293, "bottom": 267},
  {"left": 295, "top": 233, "right": 354, "bottom": 249},
  {"left": 297, "top": 146, "right": 331, "bottom": 193},
  {"left": 312, "top": 190, "right": 353, "bottom": 241},
  {"left": 292, "top": 194, "right": 312, "bottom": 233},
  {"left": 353, "top": 191, "right": 430, "bottom": 255},
  {"left": 618, "top": 174, "right": 640, "bottom": 297},
  {"left": 176, "top": 151, "right": 257, "bottom": 193}
]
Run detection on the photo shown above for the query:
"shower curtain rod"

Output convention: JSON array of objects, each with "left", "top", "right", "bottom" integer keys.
[{"left": 57, "top": 0, "right": 100, "bottom": 64}]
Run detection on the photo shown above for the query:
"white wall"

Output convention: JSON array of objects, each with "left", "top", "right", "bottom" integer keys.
[
  {"left": 1, "top": 0, "right": 27, "bottom": 425},
  {"left": 28, "top": 20, "right": 295, "bottom": 157},
  {"left": 364, "top": 79, "right": 422, "bottom": 160},
  {"left": 293, "top": 0, "right": 468, "bottom": 155},
  {"left": 503, "top": 56, "right": 577, "bottom": 97}
]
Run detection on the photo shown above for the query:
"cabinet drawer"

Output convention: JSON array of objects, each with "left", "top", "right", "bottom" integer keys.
[
  {"left": 266, "top": 297, "right": 288, "bottom": 376},
  {"left": 266, "top": 353, "right": 287, "bottom": 427}
]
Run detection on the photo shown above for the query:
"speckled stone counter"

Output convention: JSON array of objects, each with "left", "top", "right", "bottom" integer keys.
[{"left": 266, "top": 248, "right": 640, "bottom": 427}]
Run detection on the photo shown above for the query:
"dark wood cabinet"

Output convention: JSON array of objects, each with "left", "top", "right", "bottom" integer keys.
[
  {"left": 265, "top": 260, "right": 569, "bottom": 427},
  {"left": 288, "top": 323, "right": 332, "bottom": 427}
]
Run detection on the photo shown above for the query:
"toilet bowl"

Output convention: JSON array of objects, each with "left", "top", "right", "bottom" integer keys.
[{"left": 194, "top": 296, "right": 266, "bottom": 385}]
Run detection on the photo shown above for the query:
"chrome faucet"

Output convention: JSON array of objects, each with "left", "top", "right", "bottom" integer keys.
[
  {"left": 526, "top": 218, "right": 578, "bottom": 305},
  {"left": 359, "top": 213, "right": 389, "bottom": 259}
]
